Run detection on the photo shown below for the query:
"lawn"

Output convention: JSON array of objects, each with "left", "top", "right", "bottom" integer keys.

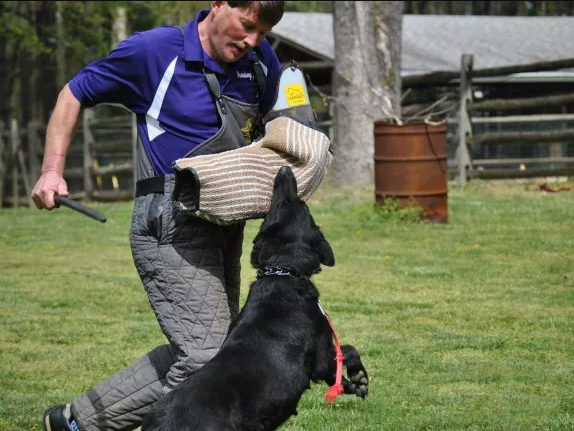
[{"left": 0, "top": 179, "right": 573, "bottom": 430}]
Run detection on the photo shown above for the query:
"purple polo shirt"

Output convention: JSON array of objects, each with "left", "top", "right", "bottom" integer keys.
[{"left": 69, "top": 9, "right": 281, "bottom": 176}]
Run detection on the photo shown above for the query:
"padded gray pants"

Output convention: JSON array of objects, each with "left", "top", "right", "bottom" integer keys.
[{"left": 71, "top": 176, "right": 244, "bottom": 430}]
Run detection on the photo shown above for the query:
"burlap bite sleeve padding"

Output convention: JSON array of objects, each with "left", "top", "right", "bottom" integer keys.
[{"left": 173, "top": 116, "right": 332, "bottom": 225}]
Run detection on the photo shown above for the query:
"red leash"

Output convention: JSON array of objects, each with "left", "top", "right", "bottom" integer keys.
[{"left": 318, "top": 302, "right": 345, "bottom": 404}]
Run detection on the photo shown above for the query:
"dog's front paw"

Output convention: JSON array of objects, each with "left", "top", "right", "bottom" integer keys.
[
  {"left": 347, "top": 368, "right": 368, "bottom": 398},
  {"left": 341, "top": 345, "right": 369, "bottom": 399}
]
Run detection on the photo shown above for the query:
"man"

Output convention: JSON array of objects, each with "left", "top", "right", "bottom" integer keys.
[{"left": 34, "top": 2, "right": 285, "bottom": 430}]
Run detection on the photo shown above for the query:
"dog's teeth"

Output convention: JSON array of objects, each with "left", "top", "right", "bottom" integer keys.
[
  {"left": 360, "top": 377, "right": 368, "bottom": 385},
  {"left": 349, "top": 383, "right": 356, "bottom": 392},
  {"left": 355, "top": 388, "right": 363, "bottom": 397}
]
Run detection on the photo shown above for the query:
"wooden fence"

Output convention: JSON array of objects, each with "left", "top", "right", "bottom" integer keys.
[
  {"left": 453, "top": 54, "right": 574, "bottom": 183},
  {"left": 0, "top": 119, "right": 43, "bottom": 208},
  {"left": 0, "top": 104, "right": 136, "bottom": 208},
  {"left": 71, "top": 105, "right": 136, "bottom": 201}
]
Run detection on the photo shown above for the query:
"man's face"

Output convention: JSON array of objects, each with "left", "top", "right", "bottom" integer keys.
[{"left": 208, "top": 1, "right": 273, "bottom": 63}]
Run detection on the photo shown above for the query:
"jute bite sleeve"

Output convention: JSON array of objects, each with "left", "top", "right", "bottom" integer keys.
[{"left": 172, "top": 117, "right": 332, "bottom": 225}]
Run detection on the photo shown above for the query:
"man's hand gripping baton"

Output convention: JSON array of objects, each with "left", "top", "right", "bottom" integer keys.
[{"left": 54, "top": 196, "right": 107, "bottom": 223}]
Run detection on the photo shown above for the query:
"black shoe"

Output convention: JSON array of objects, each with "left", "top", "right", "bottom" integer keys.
[{"left": 43, "top": 404, "right": 78, "bottom": 431}]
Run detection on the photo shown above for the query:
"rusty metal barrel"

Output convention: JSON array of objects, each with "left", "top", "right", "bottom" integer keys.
[{"left": 374, "top": 121, "right": 448, "bottom": 223}]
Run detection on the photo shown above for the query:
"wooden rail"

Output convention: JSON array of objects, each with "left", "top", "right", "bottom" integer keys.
[
  {"left": 472, "top": 129, "right": 574, "bottom": 146},
  {"left": 469, "top": 167, "right": 574, "bottom": 179},
  {"left": 470, "top": 92, "right": 574, "bottom": 112},
  {"left": 404, "top": 57, "right": 574, "bottom": 87},
  {"left": 471, "top": 114, "right": 574, "bottom": 124},
  {"left": 454, "top": 54, "right": 574, "bottom": 183},
  {"left": 473, "top": 157, "right": 574, "bottom": 166}
]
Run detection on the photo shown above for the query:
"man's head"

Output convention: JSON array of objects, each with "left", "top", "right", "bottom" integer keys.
[{"left": 200, "top": 1, "right": 284, "bottom": 64}]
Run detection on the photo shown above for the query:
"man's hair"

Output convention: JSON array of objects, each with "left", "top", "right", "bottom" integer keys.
[{"left": 227, "top": 1, "right": 285, "bottom": 27}]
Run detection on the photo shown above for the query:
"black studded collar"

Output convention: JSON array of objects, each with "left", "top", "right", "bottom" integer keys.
[{"left": 256, "top": 265, "right": 309, "bottom": 280}]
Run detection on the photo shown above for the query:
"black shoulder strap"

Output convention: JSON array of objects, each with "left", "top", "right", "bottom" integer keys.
[
  {"left": 251, "top": 49, "right": 267, "bottom": 102},
  {"left": 203, "top": 69, "right": 227, "bottom": 115}
]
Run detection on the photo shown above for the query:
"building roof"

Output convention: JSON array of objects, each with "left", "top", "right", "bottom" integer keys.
[{"left": 270, "top": 13, "right": 574, "bottom": 78}]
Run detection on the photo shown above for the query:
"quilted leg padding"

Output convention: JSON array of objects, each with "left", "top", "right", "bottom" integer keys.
[
  {"left": 71, "top": 344, "right": 176, "bottom": 431},
  {"left": 131, "top": 177, "right": 244, "bottom": 388},
  {"left": 72, "top": 176, "right": 244, "bottom": 430}
]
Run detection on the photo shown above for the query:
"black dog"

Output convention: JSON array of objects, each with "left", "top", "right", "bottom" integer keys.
[{"left": 142, "top": 166, "right": 368, "bottom": 431}]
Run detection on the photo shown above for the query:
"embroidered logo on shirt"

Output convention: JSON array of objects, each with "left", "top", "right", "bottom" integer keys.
[{"left": 237, "top": 70, "right": 254, "bottom": 80}]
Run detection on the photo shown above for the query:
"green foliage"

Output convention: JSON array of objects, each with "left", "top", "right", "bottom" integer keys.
[
  {"left": 137, "top": 1, "right": 210, "bottom": 27},
  {"left": 0, "top": 1, "right": 213, "bottom": 125},
  {"left": 373, "top": 196, "right": 424, "bottom": 223},
  {"left": 309, "top": 93, "right": 329, "bottom": 114},
  {"left": 339, "top": 197, "right": 425, "bottom": 227},
  {"left": 0, "top": 3, "right": 47, "bottom": 57},
  {"left": 285, "top": 1, "right": 333, "bottom": 13},
  {"left": 61, "top": 2, "right": 118, "bottom": 71}
]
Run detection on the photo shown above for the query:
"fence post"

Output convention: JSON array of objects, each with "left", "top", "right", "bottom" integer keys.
[
  {"left": 28, "top": 119, "right": 41, "bottom": 190},
  {"left": 549, "top": 106, "right": 566, "bottom": 168},
  {"left": 10, "top": 119, "right": 21, "bottom": 208},
  {"left": 456, "top": 54, "right": 474, "bottom": 184},
  {"left": 83, "top": 109, "right": 95, "bottom": 197},
  {"left": 0, "top": 121, "right": 5, "bottom": 208},
  {"left": 11, "top": 118, "right": 34, "bottom": 207}
]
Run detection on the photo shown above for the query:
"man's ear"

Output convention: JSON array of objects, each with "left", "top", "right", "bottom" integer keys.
[{"left": 211, "top": 1, "right": 225, "bottom": 15}]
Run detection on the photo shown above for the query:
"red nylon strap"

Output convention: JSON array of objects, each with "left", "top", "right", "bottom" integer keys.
[{"left": 318, "top": 302, "right": 345, "bottom": 404}]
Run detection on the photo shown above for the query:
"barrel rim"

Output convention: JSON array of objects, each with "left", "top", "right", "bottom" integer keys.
[{"left": 374, "top": 121, "right": 447, "bottom": 134}]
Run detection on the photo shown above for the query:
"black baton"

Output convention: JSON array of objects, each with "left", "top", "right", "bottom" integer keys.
[{"left": 54, "top": 196, "right": 107, "bottom": 223}]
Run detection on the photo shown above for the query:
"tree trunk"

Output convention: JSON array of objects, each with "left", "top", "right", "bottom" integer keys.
[
  {"left": 55, "top": 1, "right": 66, "bottom": 90},
  {"left": 0, "top": 2, "right": 19, "bottom": 126},
  {"left": 112, "top": 6, "right": 128, "bottom": 49},
  {"left": 331, "top": 1, "right": 403, "bottom": 185}
]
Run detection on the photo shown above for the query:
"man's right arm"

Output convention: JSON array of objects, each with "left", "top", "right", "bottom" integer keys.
[{"left": 31, "top": 84, "right": 82, "bottom": 210}]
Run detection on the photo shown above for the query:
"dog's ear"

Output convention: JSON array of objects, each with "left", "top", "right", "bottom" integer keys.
[{"left": 318, "top": 237, "right": 335, "bottom": 267}]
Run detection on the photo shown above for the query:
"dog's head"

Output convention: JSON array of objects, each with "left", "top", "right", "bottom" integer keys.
[{"left": 251, "top": 166, "right": 335, "bottom": 275}]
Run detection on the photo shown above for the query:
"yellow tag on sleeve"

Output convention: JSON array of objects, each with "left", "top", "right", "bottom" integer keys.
[{"left": 284, "top": 83, "right": 308, "bottom": 107}]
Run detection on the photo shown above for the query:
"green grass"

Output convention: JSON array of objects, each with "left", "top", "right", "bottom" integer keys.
[{"left": 1, "top": 179, "right": 573, "bottom": 430}]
